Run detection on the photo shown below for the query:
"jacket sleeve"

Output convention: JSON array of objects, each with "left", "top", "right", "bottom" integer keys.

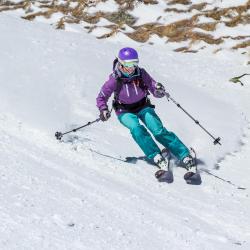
[
  {"left": 140, "top": 68, "right": 159, "bottom": 98},
  {"left": 96, "top": 74, "right": 116, "bottom": 111}
]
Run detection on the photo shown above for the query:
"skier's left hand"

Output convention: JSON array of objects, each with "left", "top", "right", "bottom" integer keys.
[{"left": 154, "top": 82, "right": 169, "bottom": 98}]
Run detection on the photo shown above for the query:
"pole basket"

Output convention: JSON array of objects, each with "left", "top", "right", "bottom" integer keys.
[
  {"left": 55, "top": 131, "right": 63, "bottom": 140},
  {"left": 213, "top": 137, "right": 221, "bottom": 145}
]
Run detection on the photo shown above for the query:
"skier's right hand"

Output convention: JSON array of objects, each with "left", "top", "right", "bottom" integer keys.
[{"left": 99, "top": 109, "right": 111, "bottom": 121}]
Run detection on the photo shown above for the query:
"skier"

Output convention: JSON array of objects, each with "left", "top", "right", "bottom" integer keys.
[{"left": 96, "top": 47, "right": 195, "bottom": 181}]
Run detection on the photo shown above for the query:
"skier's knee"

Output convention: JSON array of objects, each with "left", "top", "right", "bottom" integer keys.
[
  {"left": 152, "top": 127, "right": 165, "bottom": 138},
  {"left": 131, "top": 125, "right": 147, "bottom": 137}
]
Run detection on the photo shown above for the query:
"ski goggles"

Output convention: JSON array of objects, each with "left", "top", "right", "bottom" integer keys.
[{"left": 118, "top": 58, "right": 139, "bottom": 68}]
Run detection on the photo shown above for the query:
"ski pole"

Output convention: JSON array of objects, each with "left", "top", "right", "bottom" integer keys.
[
  {"left": 164, "top": 91, "right": 221, "bottom": 145},
  {"left": 201, "top": 168, "right": 246, "bottom": 190},
  {"left": 55, "top": 117, "right": 101, "bottom": 140}
]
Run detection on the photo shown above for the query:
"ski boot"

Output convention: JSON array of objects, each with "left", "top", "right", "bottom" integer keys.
[
  {"left": 182, "top": 150, "right": 201, "bottom": 185},
  {"left": 154, "top": 152, "right": 173, "bottom": 183}
]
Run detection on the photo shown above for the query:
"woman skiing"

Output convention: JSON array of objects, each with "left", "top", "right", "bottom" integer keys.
[{"left": 96, "top": 47, "right": 195, "bottom": 181}]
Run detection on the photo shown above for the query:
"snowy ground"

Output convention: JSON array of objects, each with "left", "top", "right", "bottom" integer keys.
[{"left": 0, "top": 11, "right": 250, "bottom": 250}]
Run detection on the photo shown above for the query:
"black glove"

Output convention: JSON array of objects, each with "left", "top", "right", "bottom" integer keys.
[
  {"left": 154, "top": 82, "right": 169, "bottom": 98},
  {"left": 99, "top": 109, "right": 111, "bottom": 121}
]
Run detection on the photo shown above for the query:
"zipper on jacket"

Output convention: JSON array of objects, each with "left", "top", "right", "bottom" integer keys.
[
  {"left": 133, "top": 82, "right": 138, "bottom": 95},
  {"left": 125, "top": 84, "right": 130, "bottom": 97}
]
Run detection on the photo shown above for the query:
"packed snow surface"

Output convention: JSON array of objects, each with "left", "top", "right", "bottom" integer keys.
[{"left": 0, "top": 12, "right": 250, "bottom": 250}]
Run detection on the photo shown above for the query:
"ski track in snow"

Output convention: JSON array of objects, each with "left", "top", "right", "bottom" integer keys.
[{"left": 0, "top": 13, "right": 250, "bottom": 250}]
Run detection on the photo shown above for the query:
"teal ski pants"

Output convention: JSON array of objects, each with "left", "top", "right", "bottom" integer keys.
[{"left": 118, "top": 107, "right": 189, "bottom": 160}]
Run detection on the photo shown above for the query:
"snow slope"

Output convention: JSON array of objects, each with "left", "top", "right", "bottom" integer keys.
[{"left": 0, "top": 13, "right": 250, "bottom": 250}]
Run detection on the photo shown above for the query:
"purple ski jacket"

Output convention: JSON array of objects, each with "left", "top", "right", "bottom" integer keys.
[{"left": 96, "top": 67, "right": 160, "bottom": 115}]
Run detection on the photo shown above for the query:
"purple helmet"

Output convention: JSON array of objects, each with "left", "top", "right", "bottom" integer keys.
[{"left": 118, "top": 47, "right": 139, "bottom": 67}]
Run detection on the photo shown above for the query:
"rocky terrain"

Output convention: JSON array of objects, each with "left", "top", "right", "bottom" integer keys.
[{"left": 1, "top": 0, "right": 249, "bottom": 54}]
